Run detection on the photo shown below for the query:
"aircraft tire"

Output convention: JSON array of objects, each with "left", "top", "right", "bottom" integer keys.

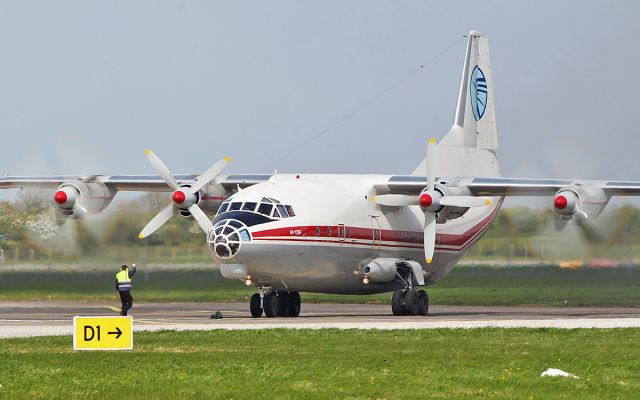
[
  {"left": 417, "top": 290, "right": 429, "bottom": 316},
  {"left": 250, "top": 293, "right": 263, "bottom": 318},
  {"left": 404, "top": 290, "right": 419, "bottom": 316},
  {"left": 264, "top": 292, "right": 279, "bottom": 318},
  {"left": 289, "top": 292, "right": 301, "bottom": 317},
  {"left": 277, "top": 292, "right": 290, "bottom": 317},
  {"left": 391, "top": 290, "right": 405, "bottom": 316}
]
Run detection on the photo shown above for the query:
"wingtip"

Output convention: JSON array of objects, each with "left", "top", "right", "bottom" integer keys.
[
  {"left": 428, "top": 138, "right": 436, "bottom": 144},
  {"left": 145, "top": 149, "right": 152, "bottom": 155},
  {"left": 138, "top": 233, "right": 145, "bottom": 240},
  {"left": 426, "top": 258, "right": 432, "bottom": 264},
  {"left": 224, "top": 156, "right": 231, "bottom": 163}
]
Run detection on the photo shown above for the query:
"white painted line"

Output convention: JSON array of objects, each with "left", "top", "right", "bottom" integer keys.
[{"left": 3, "top": 318, "right": 640, "bottom": 338}]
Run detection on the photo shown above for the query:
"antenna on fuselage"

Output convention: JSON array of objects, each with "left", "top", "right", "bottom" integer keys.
[{"left": 268, "top": 169, "right": 278, "bottom": 185}]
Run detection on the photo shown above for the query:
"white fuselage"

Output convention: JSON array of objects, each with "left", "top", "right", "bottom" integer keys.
[{"left": 210, "top": 174, "right": 502, "bottom": 294}]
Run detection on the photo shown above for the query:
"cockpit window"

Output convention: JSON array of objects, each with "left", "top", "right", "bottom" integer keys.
[
  {"left": 285, "top": 205, "right": 295, "bottom": 217},
  {"left": 217, "top": 202, "right": 229, "bottom": 214},
  {"left": 258, "top": 203, "right": 273, "bottom": 216},
  {"left": 242, "top": 202, "right": 257, "bottom": 211},
  {"left": 276, "top": 205, "right": 288, "bottom": 218},
  {"left": 272, "top": 207, "right": 281, "bottom": 218},
  {"left": 217, "top": 198, "right": 295, "bottom": 220}
]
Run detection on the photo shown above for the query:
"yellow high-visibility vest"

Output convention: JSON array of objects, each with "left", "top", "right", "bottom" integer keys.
[{"left": 116, "top": 269, "right": 132, "bottom": 291}]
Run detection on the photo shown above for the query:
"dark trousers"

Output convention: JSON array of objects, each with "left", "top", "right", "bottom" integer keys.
[{"left": 119, "top": 290, "right": 133, "bottom": 316}]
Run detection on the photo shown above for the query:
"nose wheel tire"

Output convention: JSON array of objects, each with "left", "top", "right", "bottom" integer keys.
[
  {"left": 250, "top": 293, "right": 263, "bottom": 318},
  {"left": 263, "top": 292, "right": 279, "bottom": 317}
]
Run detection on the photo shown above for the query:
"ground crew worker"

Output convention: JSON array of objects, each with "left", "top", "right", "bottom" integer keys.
[{"left": 115, "top": 263, "right": 137, "bottom": 316}]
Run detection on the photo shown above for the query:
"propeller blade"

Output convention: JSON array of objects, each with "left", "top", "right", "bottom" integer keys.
[
  {"left": 440, "top": 196, "right": 491, "bottom": 208},
  {"left": 190, "top": 156, "right": 231, "bottom": 193},
  {"left": 554, "top": 212, "right": 569, "bottom": 231},
  {"left": 188, "top": 204, "right": 212, "bottom": 234},
  {"left": 372, "top": 194, "right": 419, "bottom": 207},
  {"left": 138, "top": 203, "right": 176, "bottom": 239},
  {"left": 146, "top": 149, "right": 179, "bottom": 190},
  {"left": 426, "top": 138, "right": 437, "bottom": 191},
  {"left": 424, "top": 211, "right": 437, "bottom": 264}
]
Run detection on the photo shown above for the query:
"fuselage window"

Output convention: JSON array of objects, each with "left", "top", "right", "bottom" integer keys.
[
  {"left": 239, "top": 229, "right": 251, "bottom": 242},
  {"left": 285, "top": 205, "right": 295, "bottom": 217},
  {"left": 272, "top": 207, "right": 281, "bottom": 218},
  {"left": 315, "top": 226, "right": 321, "bottom": 236},
  {"left": 242, "top": 202, "right": 257, "bottom": 211},
  {"left": 258, "top": 203, "right": 273, "bottom": 216},
  {"left": 217, "top": 202, "right": 229, "bottom": 214},
  {"left": 276, "top": 205, "right": 288, "bottom": 218},
  {"left": 229, "top": 202, "right": 242, "bottom": 211},
  {"left": 347, "top": 227, "right": 352, "bottom": 238},
  {"left": 327, "top": 226, "right": 332, "bottom": 237}
]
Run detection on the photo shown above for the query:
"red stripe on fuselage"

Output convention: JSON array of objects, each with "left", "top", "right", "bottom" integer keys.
[{"left": 251, "top": 204, "right": 500, "bottom": 250}]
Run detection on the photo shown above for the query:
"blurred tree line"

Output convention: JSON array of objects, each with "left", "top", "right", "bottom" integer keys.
[{"left": 2, "top": 191, "right": 640, "bottom": 261}]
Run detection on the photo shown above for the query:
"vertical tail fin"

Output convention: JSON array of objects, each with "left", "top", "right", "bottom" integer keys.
[
  {"left": 449, "top": 30, "right": 498, "bottom": 150},
  {"left": 412, "top": 31, "right": 500, "bottom": 177}
]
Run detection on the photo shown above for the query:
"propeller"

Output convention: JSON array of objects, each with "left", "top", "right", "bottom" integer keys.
[
  {"left": 138, "top": 150, "right": 230, "bottom": 239},
  {"left": 372, "top": 138, "right": 491, "bottom": 264}
]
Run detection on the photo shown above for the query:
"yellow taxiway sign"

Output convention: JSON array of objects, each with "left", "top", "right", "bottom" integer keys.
[{"left": 73, "top": 316, "right": 133, "bottom": 351}]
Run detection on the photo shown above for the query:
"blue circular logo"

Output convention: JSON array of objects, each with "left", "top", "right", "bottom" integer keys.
[{"left": 470, "top": 66, "right": 488, "bottom": 121}]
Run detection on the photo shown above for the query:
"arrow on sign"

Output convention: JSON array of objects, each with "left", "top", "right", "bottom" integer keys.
[{"left": 108, "top": 327, "right": 123, "bottom": 339}]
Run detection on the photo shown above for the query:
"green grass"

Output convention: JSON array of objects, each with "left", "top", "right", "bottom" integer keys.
[
  {"left": 2, "top": 266, "right": 640, "bottom": 307},
  {"left": 1, "top": 329, "right": 639, "bottom": 399}
]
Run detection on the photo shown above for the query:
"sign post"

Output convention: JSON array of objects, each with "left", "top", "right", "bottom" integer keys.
[{"left": 73, "top": 316, "right": 133, "bottom": 351}]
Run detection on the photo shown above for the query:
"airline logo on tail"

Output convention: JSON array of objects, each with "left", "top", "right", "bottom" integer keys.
[{"left": 470, "top": 65, "right": 487, "bottom": 121}]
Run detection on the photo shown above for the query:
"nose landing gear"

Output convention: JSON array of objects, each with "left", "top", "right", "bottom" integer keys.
[{"left": 250, "top": 287, "right": 301, "bottom": 318}]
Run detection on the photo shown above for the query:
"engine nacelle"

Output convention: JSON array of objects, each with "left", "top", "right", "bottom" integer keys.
[
  {"left": 553, "top": 185, "right": 609, "bottom": 226},
  {"left": 553, "top": 190, "right": 580, "bottom": 217},
  {"left": 362, "top": 258, "right": 425, "bottom": 286},
  {"left": 175, "top": 182, "right": 229, "bottom": 219},
  {"left": 196, "top": 182, "right": 228, "bottom": 212},
  {"left": 362, "top": 258, "right": 398, "bottom": 283},
  {"left": 53, "top": 181, "right": 116, "bottom": 219}
]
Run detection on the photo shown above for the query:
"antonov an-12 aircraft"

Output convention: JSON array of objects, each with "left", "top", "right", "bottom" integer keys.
[{"left": 2, "top": 31, "right": 637, "bottom": 317}]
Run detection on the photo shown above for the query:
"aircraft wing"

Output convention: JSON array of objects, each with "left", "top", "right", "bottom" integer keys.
[
  {"left": 382, "top": 176, "right": 640, "bottom": 197},
  {"left": 0, "top": 174, "right": 271, "bottom": 192}
]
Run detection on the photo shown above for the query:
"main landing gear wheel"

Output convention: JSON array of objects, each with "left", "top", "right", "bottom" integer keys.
[
  {"left": 288, "top": 292, "right": 301, "bottom": 317},
  {"left": 404, "top": 290, "right": 419, "bottom": 316},
  {"left": 391, "top": 289, "right": 429, "bottom": 316},
  {"left": 417, "top": 290, "right": 429, "bottom": 316},
  {"left": 263, "top": 292, "right": 279, "bottom": 318},
  {"left": 250, "top": 293, "right": 263, "bottom": 318},
  {"left": 252, "top": 291, "right": 301, "bottom": 318},
  {"left": 391, "top": 290, "right": 405, "bottom": 316},
  {"left": 277, "top": 292, "right": 290, "bottom": 317},
  {"left": 277, "top": 291, "right": 301, "bottom": 317}
]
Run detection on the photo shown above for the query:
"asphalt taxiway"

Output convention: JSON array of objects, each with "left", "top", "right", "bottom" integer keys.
[{"left": 2, "top": 301, "right": 640, "bottom": 338}]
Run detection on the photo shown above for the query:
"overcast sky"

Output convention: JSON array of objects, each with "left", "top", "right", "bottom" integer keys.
[{"left": 1, "top": 0, "right": 638, "bottom": 206}]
